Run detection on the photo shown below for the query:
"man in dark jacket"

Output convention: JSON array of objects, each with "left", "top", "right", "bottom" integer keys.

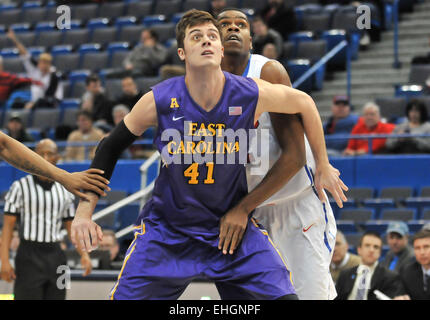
[
  {"left": 395, "top": 230, "right": 430, "bottom": 300},
  {"left": 336, "top": 231, "right": 405, "bottom": 300},
  {"left": 258, "top": 0, "right": 297, "bottom": 40}
]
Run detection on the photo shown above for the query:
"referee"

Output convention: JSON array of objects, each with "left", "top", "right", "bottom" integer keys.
[{"left": 0, "top": 139, "right": 92, "bottom": 300}]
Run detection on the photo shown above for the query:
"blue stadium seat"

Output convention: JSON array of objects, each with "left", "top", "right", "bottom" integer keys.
[
  {"left": 21, "top": 6, "right": 47, "bottom": 25},
  {"left": 51, "top": 45, "right": 73, "bottom": 56},
  {"left": 395, "top": 85, "right": 424, "bottom": 99},
  {"left": 171, "top": 12, "right": 185, "bottom": 24},
  {"left": 10, "top": 23, "right": 31, "bottom": 33},
  {"left": 142, "top": 15, "right": 167, "bottom": 27},
  {"left": 87, "top": 18, "right": 110, "bottom": 30},
  {"left": 338, "top": 208, "right": 376, "bottom": 223},
  {"left": 321, "top": 30, "right": 347, "bottom": 68},
  {"left": 28, "top": 46, "right": 44, "bottom": 59},
  {"left": 22, "top": 1, "right": 41, "bottom": 9},
  {"left": 362, "top": 198, "right": 396, "bottom": 219},
  {"left": 60, "top": 98, "right": 81, "bottom": 110},
  {"left": 78, "top": 43, "right": 102, "bottom": 55},
  {"left": 337, "top": 220, "right": 357, "bottom": 234},
  {"left": 34, "top": 21, "right": 55, "bottom": 32},
  {"left": 0, "top": 48, "right": 19, "bottom": 58},
  {"left": 125, "top": 1, "right": 153, "bottom": 19},
  {"left": 115, "top": 16, "right": 137, "bottom": 28},
  {"left": 287, "top": 31, "right": 314, "bottom": 47},
  {"left": 116, "top": 202, "right": 141, "bottom": 230},
  {"left": 380, "top": 208, "right": 417, "bottom": 221},
  {"left": 404, "top": 198, "right": 430, "bottom": 219},
  {"left": 286, "top": 59, "right": 312, "bottom": 93},
  {"left": 364, "top": 220, "right": 390, "bottom": 234},
  {"left": 99, "top": 1, "right": 126, "bottom": 19},
  {"left": 69, "top": 70, "right": 91, "bottom": 83},
  {"left": 407, "top": 220, "right": 428, "bottom": 233}
]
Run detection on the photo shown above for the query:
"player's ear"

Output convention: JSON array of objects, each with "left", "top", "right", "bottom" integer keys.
[
  {"left": 221, "top": 46, "right": 224, "bottom": 58},
  {"left": 177, "top": 48, "right": 185, "bottom": 61}
]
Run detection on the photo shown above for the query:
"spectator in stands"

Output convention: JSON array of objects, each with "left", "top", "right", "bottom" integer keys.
[
  {"left": 330, "top": 230, "right": 361, "bottom": 283},
  {"left": 64, "top": 110, "right": 104, "bottom": 161},
  {"left": 81, "top": 73, "right": 114, "bottom": 132},
  {"left": 251, "top": 16, "right": 283, "bottom": 58},
  {"left": 109, "top": 104, "right": 132, "bottom": 159},
  {"left": 262, "top": 43, "right": 280, "bottom": 60},
  {"left": 7, "top": 29, "right": 62, "bottom": 110},
  {"left": 160, "top": 64, "right": 186, "bottom": 80},
  {"left": 123, "top": 29, "right": 168, "bottom": 77},
  {"left": 99, "top": 230, "right": 124, "bottom": 270},
  {"left": 115, "top": 76, "right": 142, "bottom": 110},
  {"left": 3, "top": 115, "right": 34, "bottom": 144},
  {"left": 386, "top": 99, "right": 430, "bottom": 154},
  {"left": 343, "top": 102, "right": 395, "bottom": 156},
  {"left": 258, "top": 0, "right": 297, "bottom": 40},
  {"left": 380, "top": 221, "right": 415, "bottom": 273},
  {"left": 210, "top": 0, "right": 227, "bottom": 18},
  {"left": 0, "top": 56, "right": 41, "bottom": 107},
  {"left": 423, "top": 223, "right": 430, "bottom": 232},
  {"left": 335, "top": 231, "right": 405, "bottom": 300},
  {"left": 394, "top": 230, "right": 430, "bottom": 300},
  {"left": 324, "top": 95, "right": 360, "bottom": 156}
]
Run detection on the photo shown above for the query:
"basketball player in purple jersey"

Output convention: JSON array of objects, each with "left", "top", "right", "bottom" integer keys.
[{"left": 71, "top": 10, "right": 347, "bottom": 300}]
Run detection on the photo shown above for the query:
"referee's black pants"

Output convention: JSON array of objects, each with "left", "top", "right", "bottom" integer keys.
[{"left": 14, "top": 240, "right": 67, "bottom": 300}]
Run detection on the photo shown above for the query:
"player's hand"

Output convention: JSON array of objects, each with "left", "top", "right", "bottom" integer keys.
[
  {"left": 62, "top": 169, "right": 111, "bottom": 201},
  {"left": 71, "top": 215, "right": 103, "bottom": 253},
  {"left": 218, "top": 205, "right": 249, "bottom": 255},
  {"left": 0, "top": 260, "right": 16, "bottom": 283},
  {"left": 80, "top": 253, "right": 93, "bottom": 277},
  {"left": 314, "top": 163, "right": 348, "bottom": 208}
]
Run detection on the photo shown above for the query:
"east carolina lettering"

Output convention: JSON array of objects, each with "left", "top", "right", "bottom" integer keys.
[
  {"left": 187, "top": 122, "right": 226, "bottom": 137},
  {"left": 167, "top": 140, "right": 240, "bottom": 155}
]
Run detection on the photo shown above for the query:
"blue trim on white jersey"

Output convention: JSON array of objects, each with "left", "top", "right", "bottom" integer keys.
[{"left": 242, "top": 57, "right": 251, "bottom": 77}]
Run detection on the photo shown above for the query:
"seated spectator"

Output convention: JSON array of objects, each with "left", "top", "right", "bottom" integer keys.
[
  {"left": 258, "top": 0, "right": 297, "bottom": 40},
  {"left": 7, "top": 29, "right": 62, "bottom": 110},
  {"left": 380, "top": 222, "right": 415, "bottom": 273},
  {"left": 108, "top": 104, "right": 132, "bottom": 159},
  {"left": 330, "top": 231, "right": 361, "bottom": 284},
  {"left": 99, "top": 230, "right": 124, "bottom": 270},
  {"left": 343, "top": 102, "right": 395, "bottom": 156},
  {"left": 386, "top": 99, "right": 430, "bottom": 154},
  {"left": 0, "top": 56, "right": 40, "bottom": 107},
  {"left": 123, "top": 29, "right": 168, "bottom": 77},
  {"left": 262, "top": 43, "right": 280, "bottom": 60},
  {"left": 3, "top": 115, "right": 34, "bottom": 143},
  {"left": 335, "top": 231, "right": 405, "bottom": 300},
  {"left": 81, "top": 74, "right": 114, "bottom": 132},
  {"left": 395, "top": 230, "right": 430, "bottom": 300},
  {"left": 324, "top": 95, "right": 359, "bottom": 156},
  {"left": 115, "top": 76, "right": 142, "bottom": 110},
  {"left": 64, "top": 110, "right": 104, "bottom": 161},
  {"left": 251, "top": 16, "right": 283, "bottom": 57},
  {"left": 160, "top": 65, "right": 186, "bottom": 80},
  {"left": 210, "top": 0, "right": 227, "bottom": 18}
]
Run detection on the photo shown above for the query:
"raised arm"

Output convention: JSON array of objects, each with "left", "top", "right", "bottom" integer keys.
[
  {"left": 0, "top": 131, "right": 109, "bottom": 200},
  {"left": 254, "top": 78, "right": 348, "bottom": 207},
  {"left": 71, "top": 91, "right": 157, "bottom": 252}
]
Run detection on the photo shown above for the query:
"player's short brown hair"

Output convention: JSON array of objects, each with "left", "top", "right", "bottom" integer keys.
[{"left": 176, "top": 9, "right": 222, "bottom": 49}]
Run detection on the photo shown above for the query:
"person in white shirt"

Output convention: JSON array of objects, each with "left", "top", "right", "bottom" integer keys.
[{"left": 7, "top": 28, "right": 63, "bottom": 109}]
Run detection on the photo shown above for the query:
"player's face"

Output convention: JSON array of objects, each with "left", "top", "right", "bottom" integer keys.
[
  {"left": 217, "top": 10, "right": 252, "bottom": 55},
  {"left": 414, "top": 237, "right": 430, "bottom": 268},
  {"left": 357, "top": 235, "right": 382, "bottom": 266},
  {"left": 178, "top": 22, "right": 224, "bottom": 68},
  {"left": 387, "top": 232, "right": 408, "bottom": 254}
]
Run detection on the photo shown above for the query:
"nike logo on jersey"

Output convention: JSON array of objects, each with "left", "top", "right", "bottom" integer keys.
[
  {"left": 303, "top": 223, "right": 315, "bottom": 232},
  {"left": 172, "top": 116, "right": 184, "bottom": 121}
]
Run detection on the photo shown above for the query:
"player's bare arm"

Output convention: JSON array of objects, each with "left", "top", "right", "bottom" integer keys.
[
  {"left": 254, "top": 78, "right": 348, "bottom": 208},
  {"left": 65, "top": 220, "right": 92, "bottom": 276},
  {"left": 0, "top": 215, "right": 17, "bottom": 282},
  {"left": 0, "top": 131, "right": 110, "bottom": 200},
  {"left": 71, "top": 92, "right": 158, "bottom": 252},
  {"left": 218, "top": 61, "right": 306, "bottom": 255}
]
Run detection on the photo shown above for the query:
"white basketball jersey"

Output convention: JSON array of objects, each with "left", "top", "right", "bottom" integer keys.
[{"left": 246, "top": 54, "right": 316, "bottom": 206}]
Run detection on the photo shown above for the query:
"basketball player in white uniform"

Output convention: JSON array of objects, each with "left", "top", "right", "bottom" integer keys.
[{"left": 218, "top": 9, "right": 342, "bottom": 299}]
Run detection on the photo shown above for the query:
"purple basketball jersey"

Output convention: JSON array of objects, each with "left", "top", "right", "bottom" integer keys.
[{"left": 136, "top": 71, "right": 259, "bottom": 246}]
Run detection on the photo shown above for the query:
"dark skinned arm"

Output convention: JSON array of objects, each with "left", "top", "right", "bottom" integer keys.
[{"left": 219, "top": 60, "right": 306, "bottom": 255}]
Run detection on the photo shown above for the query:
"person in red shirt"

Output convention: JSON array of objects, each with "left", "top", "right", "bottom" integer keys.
[
  {"left": 0, "top": 56, "right": 35, "bottom": 105},
  {"left": 343, "top": 102, "right": 395, "bottom": 155}
]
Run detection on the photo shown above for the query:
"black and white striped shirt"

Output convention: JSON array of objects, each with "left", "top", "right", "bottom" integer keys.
[{"left": 4, "top": 175, "right": 75, "bottom": 243}]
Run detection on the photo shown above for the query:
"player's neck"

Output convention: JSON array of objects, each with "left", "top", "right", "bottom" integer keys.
[
  {"left": 221, "top": 52, "right": 250, "bottom": 76},
  {"left": 184, "top": 66, "right": 225, "bottom": 112}
]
